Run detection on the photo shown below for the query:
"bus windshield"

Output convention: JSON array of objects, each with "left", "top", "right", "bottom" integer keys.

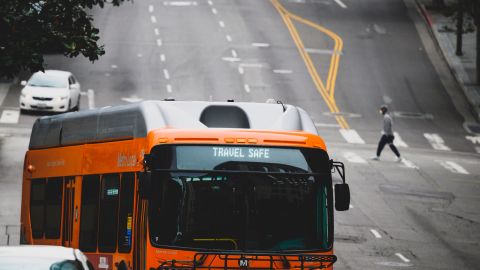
[{"left": 148, "top": 145, "right": 333, "bottom": 252}]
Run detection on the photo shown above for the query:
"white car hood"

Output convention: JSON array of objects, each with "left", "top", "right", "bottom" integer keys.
[{"left": 22, "top": 85, "right": 69, "bottom": 98}]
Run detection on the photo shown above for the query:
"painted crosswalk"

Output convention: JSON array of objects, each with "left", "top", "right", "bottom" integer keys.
[
  {"left": 438, "top": 161, "right": 469, "bottom": 175},
  {"left": 424, "top": 133, "right": 451, "bottom": 151},
  {"left": 393, "top": 132, "right": 408, "bottom": 148},
  {"left": 339, "top": 129, "right": 365, "bottom": 144},
  {"left": 342, "top": 152, "right": 367, "bottom": 164},
  {"left": 0, "top": 110, "right": 20, "bottom": 124}
]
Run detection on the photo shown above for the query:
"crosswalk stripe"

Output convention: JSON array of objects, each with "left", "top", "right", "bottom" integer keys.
[
  {"left": 0, "top": 110, "right": 20, "bottom": 124},
  {"left": 424, "top": 133, "right": 451, "bottom": 151},
  {"left": 339, "top": 129, "right": 365, "bottom": 144},
  {"left": 393, "top": 132, "right": 408, "bottom": 148},
  {"left": 438, "top": 161, "right": 469, "bottom": 175},
  {"left": 400, "top": 158, "right": 418, "bottom": 169},
  {"left": 343, "top": 152, "right": 367, "bottom": 164}
]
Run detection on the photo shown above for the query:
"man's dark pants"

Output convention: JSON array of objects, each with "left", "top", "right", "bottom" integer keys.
[{"left": 376, "top": 135, "right": 400, "bottom": 157}]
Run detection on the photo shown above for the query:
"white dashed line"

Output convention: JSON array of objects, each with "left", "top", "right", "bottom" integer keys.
[
  {"left": 154, "top": 28, "right": 160, "bottom": 35},
  {"left": 238, "top": 66, "right": 244, "bottom": 75},
  {"left": 219, "top": 21, "right": 225, "bottom": 28},
  {"left": 314, "top": 123, "right": 341, "bottom": 128},
  {"left": 137, "top": 53, "right": 143, "bottom": 58},
  {"left": 208, "top": 0, "right": 213, "bottom": 5},
  {"left": 164, "top": 1, "right": 198, "bottom": 6},
  {"left": 339, "top": 129, "right": 366, "bottom": 144},
  {"left": 166, "top": 84, "right": 173, "bottom": 93},
  {"left": 226, "top": 35, "right": 232, "bottom": 42},
  {"left": 370, "top": 229, "right": 382, "bottom": 239},
  {"left": 111, "top": 65, "right": 118, "bottom": 69},
  {"left": 252, "top": 43, "right": 270, "bottom": 48},
  {"left": 150, "top": 16, "right": 157, "bottom": 23},
  {"left": 244, "top": 84, "right": 251, "bottom": 93},
  {"left": 231, "top": 49, "right": 238, "bottom": 58},
  {"left": 222, "top": 57, "right": 240, "bottom": 62},
  {"left": 239, "top": 63, "right": 263, "bottom": 68},
  {"left": 395, "top": 253, "right": 410, "bottom": 263},
  {"left": 439, "top": 161, "right": 469, "bottom": 175},
  {"left": 148, "top": 5, "right": 154, "bottom": 12},
  {"left": 273, "top": 69, "right": 293, "bottom": 74},
  {"left": 305, "top": 48, "right": 340, "bottom": 55},
  {"left": 393, "top": 132, "right": 408, "bottom": 148},
  {"left": 160, "top": 54, "right": 166, "bottom": 62},
  {"left": 212, "top": 8, "right": 217, "bottom": 14},
  {"left": 156, "top": 39, "right": 163, "bottom": 47},
  {"left": 343, "top": 152, "right": 367, "bottom": 164},
  {"left": 424, "top": 133, "right": 451, "bottom": 151},
  {"left": 0, "top": 110, "right": 20, "bottom": 124},
  {"left": 163, "top": 69, "right": 170, "bottom": 80},
  {"left": 401, "top": 158, "right": 418, "bottom": 169},
  {"left": 334, "top": 0, "right": 347, "bottom": 8},
  {"left": 87, "top": 89, "right": 95, "bottom": 109}
]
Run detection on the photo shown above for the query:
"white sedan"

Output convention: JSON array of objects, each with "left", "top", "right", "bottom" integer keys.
[
  {"left": 0, "top": 245, "right": 93, "bottom": 270},
  {"left": 19, "top": 70, "right": 81, "bottom": 113}
]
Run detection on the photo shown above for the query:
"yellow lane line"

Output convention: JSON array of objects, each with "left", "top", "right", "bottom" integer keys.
[{"left": 271, "top": 0, "right": 349, "bottom": 129}]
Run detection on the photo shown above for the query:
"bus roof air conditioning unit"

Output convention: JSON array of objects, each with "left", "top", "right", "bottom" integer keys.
[{"left": 200, "top": 105, "right": 250, "bottom": 128}]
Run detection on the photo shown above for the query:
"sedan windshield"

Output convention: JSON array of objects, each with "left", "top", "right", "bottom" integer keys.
[
  {"left": 148, "top": 145, "right": 333, "bottom": 252},
  {"left": 28, "top": 73, "right": 67, "bottom": 88},
  {"left": 0, "top": 258, "right": 82, "bottom": 270}
]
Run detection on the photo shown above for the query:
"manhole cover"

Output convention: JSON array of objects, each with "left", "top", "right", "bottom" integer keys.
[
  {"left": 393, "top": 111, "right": 433, "bottom": 120},
  {"left": 465, "top": 123, "right": 480, "bottom": 134}
]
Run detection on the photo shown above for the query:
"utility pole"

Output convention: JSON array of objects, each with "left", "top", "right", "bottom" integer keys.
[{"left": 457, "top": 0, "right": 464, "bottom": 56}]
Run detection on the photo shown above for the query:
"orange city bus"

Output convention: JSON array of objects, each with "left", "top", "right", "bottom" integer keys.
[{"left": 20, "top": 100, "right": 350, "bottom": 270}]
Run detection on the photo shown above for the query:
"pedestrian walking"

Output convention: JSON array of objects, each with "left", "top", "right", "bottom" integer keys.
[{"left": 372, "top": 105, "right": 402, "bottom": 161}]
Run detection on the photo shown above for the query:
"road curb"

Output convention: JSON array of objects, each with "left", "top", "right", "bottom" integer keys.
[{"left": 414, "top": 0, "right": 480, "bottom": 123}]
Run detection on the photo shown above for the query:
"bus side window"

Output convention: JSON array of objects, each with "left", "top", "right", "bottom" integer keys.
[
  {"left": 79, "top": 175, "right": 100, "bottom": 252},
  {"left": 118, "top": 173, "right": 135, "bottom": 253},
  {"left": 30, "top": 179, "right": 46, "bottom": 239},
  {"left": 98, "top": 174, "right": 120, "bottom": 253},
  {"left": 45, "top": 177, "right": 63, "bottom": 239}
]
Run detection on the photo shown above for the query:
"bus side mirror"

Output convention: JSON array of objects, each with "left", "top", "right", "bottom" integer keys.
[
  {"left": 334, "top": 183, "right": 350, "bottom": 211},
  {"left": 139, "top": 171, "right": 151, "bottom": 200}
]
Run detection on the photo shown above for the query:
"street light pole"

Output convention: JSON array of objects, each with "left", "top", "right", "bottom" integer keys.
[{"left": 456, "top": 0, "right": 464, "bottom": 56}]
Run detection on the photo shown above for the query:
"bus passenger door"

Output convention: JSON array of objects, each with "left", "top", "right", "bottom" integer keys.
[{"left": 62, "top": 176, "right": 75, "bottom": 247}]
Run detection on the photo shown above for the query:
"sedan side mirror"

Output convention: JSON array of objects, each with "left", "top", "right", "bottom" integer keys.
[
  {"left": 20, "top": 80, "right": 27, "bottom": 86},
  {"left": 335, "top": 183, "right": 350, "bottom": 211}
]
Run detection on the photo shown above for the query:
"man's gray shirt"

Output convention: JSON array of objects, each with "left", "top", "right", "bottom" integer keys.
[{"left": 383, "top": 113, "right": 393, "bottom": 135}]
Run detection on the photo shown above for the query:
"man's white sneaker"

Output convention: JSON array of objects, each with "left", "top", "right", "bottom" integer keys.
[
  {"left": 371, "top": 156, "right": 380, "bottom": 161},
  {"left": 395, "top": 157, "right": 403, "bottom": 162}
]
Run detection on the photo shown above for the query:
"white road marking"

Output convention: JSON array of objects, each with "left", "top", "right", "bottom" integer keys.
[
  {"left": 137, "top": 53, "right": 143, "bottom": 57},
  {"left": 154, "top": 28, "right": 160, "bottom": 35},
  {"left": 401, "top": 158, "right": 418, "bottom": 169},
  {"left": 148, "top": 5, "right": 154, "bottom": 12},
  {"left": 339, "top": 129, "right": 366, "bottom": 144},
  {"left": 222, "top": 57, "right": 240, "bottom": 62},
  {"left": 231, "top": 49, "right": 237, "bottom": 58},
  {"left": 238, "top": 66, "right": 244, "bottom": 74},
  {"left": 0, "top": 83, "right": 10, "bottom": 106},
  {"left": 121, "top": 95, "right": 143, "bottom": 103},
  {"left": 150, "top": 15, "right": 157, "bottom": 23},
  {"left": 160, "top": 54, "right": 166, "bottom": 62},
  {"left": 349, "top": 204, "right": 354, "bottom": 209},
  {"left": 439, "top": 161, "right": 469, "bottom": 175},
  {"left": 244, "top": 84, "right": 251, "bottom": 93},
  {"left": 395, "top": 253, "right": 410, "bottom": 263},
  {"left": 208, "top": 0, "right": 213, "bottom": 5},
  {"left": 393, "top": 132, "right": 408, "bottom": 148},
  {"left": 164, "top": 1, "right": 198, "bottom": 6},
  {"left": 0, "top": 110, "right": 20, "bottom": 124},
  {"left": 273, "top": 69, "right": 293, "bottom": 74},
  {"left": 334, "top": 0, "right": 347, "bottom": 8},
  {"left": 111, "top": 64, "right": 118, "bottom": 69},
  {"left": 466, "top": 135, "right": 480, "bottom": 153},
  {"left": 305, "top": 48, "right": 342, "bottom": 55},
  {"left": 343, "top": 152, "right": 367, "bottom": 164},
  {"left": 87, "top": 89, "right": 95, "bottom": 109},
  {"left": 314, "top": 122, "right": 341, "bottom": 128},
  {"left": 424, "top": 133, "right": 451, "bottom": 151},
  {"left": 156, "top": 39, "right": 163, "bottom": 47},
  {"left": 219, "top": 21, "right": 225, "bottom": 28},
  {"left": 163, "top": 69, "right": 170, "bottom": 80},
  {"left": 370, "top": 229, "right": 382, "bottom": 239},
  {"left": 239, "top": 63, "right": 264, "bottom": 68},
  {"left": 212, "top": 8, "right": 217, "bottom": 14},
  {"left": 252, "top": 43, "right": 270, "bottom": 47},
  {"left": 226, "top": 35, "right": 232, "bottom": 42},
  {"left": 166, "top": 84, "right": 173, "bottom": 93}
]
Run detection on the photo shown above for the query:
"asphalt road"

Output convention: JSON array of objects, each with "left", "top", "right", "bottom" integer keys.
[{"left": 1, "top": 0, "right": 480, "bottom": 268}]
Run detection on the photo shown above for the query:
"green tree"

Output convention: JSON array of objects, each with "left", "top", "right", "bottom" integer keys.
[{"left": 0, "top": 0, "right": 128, "bottom": 78}]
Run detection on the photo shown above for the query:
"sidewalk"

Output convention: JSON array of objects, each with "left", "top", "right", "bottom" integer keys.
[{"left": 415, "top": 0, "right": 480, "bottom": 129}]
